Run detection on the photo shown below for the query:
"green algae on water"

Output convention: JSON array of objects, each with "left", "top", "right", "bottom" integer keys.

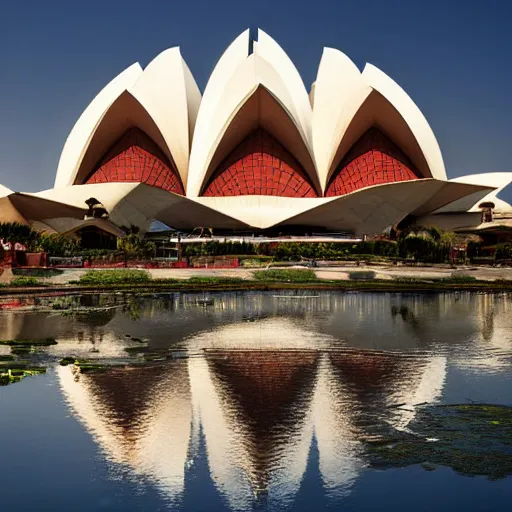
[
  {"left": 0, "top": 363, "right": 46, "bottom": 386},
  {"left": 0, "top": 338, "right": 57, "bottom": 346},
  {"left": 365, "top": 404, "right": 512, "bottom": 479}
]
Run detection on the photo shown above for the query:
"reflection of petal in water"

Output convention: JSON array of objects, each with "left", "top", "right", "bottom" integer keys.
[
  {"left": 387, "top": 356, "right": 447, "bottom": 431},
  {"left": 186, "top": 318, "right": 322, "bottom": 510},
  {"left": 57, "top": 312, "right": 451, "bottom": 511},
  {"left": 189, "top": 350, "right": 318, "bottom": 510},
  {"left": 188, "top": 356, "right": 252, "bottom": 512},
  {"left": 313, "top": 350, "right": 447, "bottom": 498},
  {"left": 204, "top": 350, "right": 317, "bottom": 509},
  {"left": 187, "top": 317, "right": 334, "bottom": 351},
  {"left": 58, "top": 363, "right": 192, "bottom": 505},
  {"left": 313, "top": 354, "right": 363, "bottom": 499}
]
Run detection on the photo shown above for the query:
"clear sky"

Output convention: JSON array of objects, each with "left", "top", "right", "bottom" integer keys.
[{"left": 1, "top": 0, "right": 511, "bottom": 201}]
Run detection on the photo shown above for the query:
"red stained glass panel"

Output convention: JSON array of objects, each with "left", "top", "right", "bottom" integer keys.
[
  {"left": 202, "top": 129, "right": 317, "bottom": 198},
  {"left": 85, "top": 128, "right": 184, "bottom": 195},
  {"left": 325, "top": 128, "right": 420, "bottom": 197}
]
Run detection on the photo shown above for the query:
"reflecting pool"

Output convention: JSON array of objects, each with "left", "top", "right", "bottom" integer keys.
[{"left": 1, "top": 291, "right": 511, "bottom": 511}]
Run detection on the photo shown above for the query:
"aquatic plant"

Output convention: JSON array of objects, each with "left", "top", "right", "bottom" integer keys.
[
  {"left": 0, "top": 338, "right": 57, "bottom": 346},
  {"left": 59, "top": 357, "right": 77, "bottom": 366},
  {"left": 0, "top": 363, "right": 46, "bottom": 386},
  {"left": 365, "top": 404, "right": 512, "bottom": 479}
]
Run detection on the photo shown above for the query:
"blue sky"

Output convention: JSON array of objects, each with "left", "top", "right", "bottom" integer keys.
[{"left": 1, "top": 0, "right": 511, "bottom": 201}]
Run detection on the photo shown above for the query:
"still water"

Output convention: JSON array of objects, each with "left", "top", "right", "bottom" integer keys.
[{"left": 0, "top": 291, "right": 511, "bottom": 511}]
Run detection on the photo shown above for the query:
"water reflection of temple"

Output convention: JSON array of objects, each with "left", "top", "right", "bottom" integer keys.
[
  {"left": 58, "top": 318, "right": 447, "bottom": 510},
  {"left": 59, "top": 362, "right": 192, "bottom": 506},
  {"left": 3, "top": 290, "right": 507, "bottom": 367},
  {"left": 3, "top": 291, "right": 509, "bottom": 507}
]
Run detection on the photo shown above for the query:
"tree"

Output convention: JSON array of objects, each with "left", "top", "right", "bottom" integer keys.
[
  {"left": 35, "top": 233, "right": 79, "bottom": 256},
  {"left": 117, "top": 225, "right": 156, "bottom": 259},
  {"left": 0, "top": 222, "right": 39, "bottom": 250},
  {"left": 397, "top": 224, "right": 456, "bottom": 263}
]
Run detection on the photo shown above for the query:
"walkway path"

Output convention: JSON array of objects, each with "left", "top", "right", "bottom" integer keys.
[{"left": 38, "top": 264, "right": 512, "bottom": 285}]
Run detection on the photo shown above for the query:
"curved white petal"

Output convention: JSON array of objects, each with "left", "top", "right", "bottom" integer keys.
[
  {"left": 69, "top": 90, "right": 182, "bottom": 189},
  {"left": 187, "top": 30, "right": 250, "bottom": 197},
  {"left": 312, "top": 48, "right": 367, "bottom": 192},
  {"left": 54, "top": 63, "right": 143, "bottom": 188},
  {"left": 284, "top": 179, "right": 490, "bottom": 236},
  {"left": 200, "top": 80, "right": 318, "bottom": 196},
  {"left": 129, "top": 47, "right": 201, "bottom": 187},
  {"left": 0, "top": 184, "right": 13, "bottom": 198},
  {"left": 30, "top": 183, "right": 243, "bottom": 232},
  {"left": 195, "top": 195, "right": 324, "bottom": 229},
  {"left": 362, "top": 63, "right": 447, "bottom": 181},
  {"left": 188, "top": 30, "right": 318, "bottom": 197},
  {"left": 255, "top": 29, "right": 313, "bottom": 142},
  {"left": 435, "top": 172, "right": 512, "bottom": 213}
]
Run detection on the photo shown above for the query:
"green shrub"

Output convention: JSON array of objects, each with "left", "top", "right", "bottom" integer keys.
[
  {"left": 187, "top": 276, "right": 245, "bottom": 284},
  {"left": 348, "top": 271, "right": 376, "bottom": 281},
  {"left": 12, "top": 268, "right": 62, "bottom": 278},
  {"left": 78, "top": 269, "right": 151, "bottom": 285},
  {"left": 495, "top": 243, "right": 512, "bottom": 260},
  {"left": 444, "top": 274, "right": 477, "bottom": 283},
  {"left": 182, "top": 240, "right": 399, "bottom": 261},
  {"left": 9, "top": 276, "right": 41, "bottom": 287},
  {"left": 253, "top": 268, "right": 318, "bottom": 282}
]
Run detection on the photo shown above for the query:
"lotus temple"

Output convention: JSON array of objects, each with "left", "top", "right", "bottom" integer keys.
[{"left": 1, "top": 29, "right": 511, "bottom": 240}]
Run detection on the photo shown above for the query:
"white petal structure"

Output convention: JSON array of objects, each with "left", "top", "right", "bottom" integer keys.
[
  {"left": 436, "top": 172, "right": 512, "bottom": 213},
  {"left": 2, "top": 28, "right": 508, "bottom": 236},
  {"left": 0, "top": 184, "right": 13, "bottom": 198},
  {"left": 312, "top": 48, "right": 369, "bottom": 192},
  {"left": 187, "top": 29, "right": 319, "bottom": 198},
  {"left": 186, "top": 30, "right": 251, "bottom": 198},
  {"left": 129, "top": 48, "right": 201, "bottom": 188},
  {"left": 362, "top": 64, "right": 447, "bottom": 181},
  {"left": 54, "top": 63, "right": 143, "bottom": 188},
  {"left": 411, "top": 172, "right": 512, "bottom": 232},
  {"left": 54, "top": 48, "right": 200, "bottom": 191},
  {"left": 30, "top": 183, "right": 239, "bottom": 232}
]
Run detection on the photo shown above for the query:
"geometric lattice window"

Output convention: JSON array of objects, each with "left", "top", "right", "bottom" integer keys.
[
  {"left": 202, "top": 128, "right": 317, "bottom": 197},
  {"left": 325, "top": 128, "right": 420, "bottom": 197},
  {"left": 85, "top": 128, "right": 184, "bottom": 195}
]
